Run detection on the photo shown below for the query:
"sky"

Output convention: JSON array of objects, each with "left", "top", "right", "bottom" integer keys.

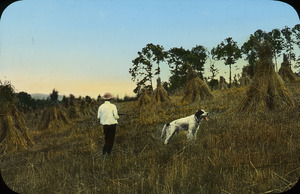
[{"left": 0, "top": 0, "right": 299, "bottom": 98}]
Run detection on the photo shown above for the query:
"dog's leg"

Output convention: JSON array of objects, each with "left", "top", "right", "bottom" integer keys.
[
  {"left": 193, "top": 123, "right": 201, "bottom": 140},
  {"left": 187, "top": 124, "right": 200, "bottom": 140},
  {"left": 161, "top": 124, "right": 167, "bottom": 141},
  {"left": 186, "top": 130, "right": 194, "bottom": 140},
  {"left": 161, "top": 123, "right": 170, "bottom": 141},
  {"left": 164, "top": 128, "right": 176, "bottom": 145}
]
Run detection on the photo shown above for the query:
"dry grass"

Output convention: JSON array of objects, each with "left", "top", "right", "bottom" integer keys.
[
  {"left": 0, "top": 82, "right": 299, "bottom": 193},
  {"left": 227, "top": 43, "right": 294, "bottom": 114},
  {"left": 239, "top": 73, "right": 251, "bottom": 87},
  {"left": 137, "top": 90, "right": 152, "bottom": 107},
  {"left": 181, "top": 77, "right": 213, "bottom": 105},
  {"left": 0, "top": 104, "right": 33, "bottom": 153},
  {"left": 153, "top": 83, "right": 172, "bottom": 105},
  {"left": 278, "top": 56, "right": 299, "bottom": 83},
  {"left": 38, "top": 106, "right": 70, "bottom": 130}
]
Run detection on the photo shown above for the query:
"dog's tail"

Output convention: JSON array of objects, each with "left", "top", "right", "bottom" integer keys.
[{"left": 161, "top": 123, "right": 169, "bottom": 141}]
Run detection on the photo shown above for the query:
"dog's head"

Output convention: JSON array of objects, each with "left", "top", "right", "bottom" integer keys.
[{"left": 195, "top": 109, "right": 209, "bottom": 121}]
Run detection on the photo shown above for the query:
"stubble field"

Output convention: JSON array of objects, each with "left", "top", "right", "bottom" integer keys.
[{"left": 1, "top": 82, "right": 300, "bottom": 193}]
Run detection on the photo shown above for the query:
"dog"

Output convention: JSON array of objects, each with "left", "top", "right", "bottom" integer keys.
[{"left": 161, "top": 109, "right": 209, "bottom": 145}]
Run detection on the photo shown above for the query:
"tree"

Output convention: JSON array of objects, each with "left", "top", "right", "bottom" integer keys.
[
  {"left": 166, "top": 47, "right": 190, "bottom": 92},
  {"left": 281, "top": 26, "right": 296, "bottom": 65},
  {"left": 97, "top": 95, "right": 101, "bottom": 102},
  {"left": 85, "top": 95, "right": 92, "bottom": 104},
  {"left": 211, "top": 37, "right": 242, "bottom": 87},
  {"left": 241, "top": 35, "right": 259, "bottom": 78},
  {"left": 49, "top": 89, "right": 59, "bottom": 104},
  {"left": 266, "top": 28, "right": 284, "bottom": 71},
  {"left": 0, "top": 81, "right": 16, "bottom": 105},
  {"left": 61, "top": 95, "right": 69, "bottom": 107},
  {"left": 188, "top": 45, "right": 207, "bottom": 79},
  {"left": 292, "top": 24, "right": 300, "bottom": 73},
  {"left": 166, "top": 45, "right": 207, "bottom": 93},
  {"left": 16, "top": 92, "right": 34, "bottom": 110},
  {"left": 69, "top": 94, "right": 76, "bottom": 106},
  {"left": 129, "top": 43, "right": 166, "bottom": 94}
]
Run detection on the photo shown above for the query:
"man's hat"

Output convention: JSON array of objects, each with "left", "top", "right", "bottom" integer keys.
[{"left": 102, "top": 92, "right": 114, "bottom": 100}]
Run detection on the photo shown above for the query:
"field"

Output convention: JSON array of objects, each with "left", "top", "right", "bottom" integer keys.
[{"left": 1, "top": 82, "right": 300, "bottom": 193}]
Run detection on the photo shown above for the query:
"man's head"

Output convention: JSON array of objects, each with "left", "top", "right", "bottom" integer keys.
[{"left": 102, "top": 92, "right": 114, "bottom": 101}]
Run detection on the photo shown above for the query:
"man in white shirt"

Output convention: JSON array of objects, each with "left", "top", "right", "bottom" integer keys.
[{"left": 97, "top": 92, "right": 119, "bottom": 155}]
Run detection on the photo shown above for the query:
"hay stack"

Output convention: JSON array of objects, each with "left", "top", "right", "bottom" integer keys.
[
  {"left": 153, "top": 78, "right": 172, "bottom": 104},
  {"left": 181, "top": 77, "right": 213, "bottom": 104},
  {"left": 239, "top": 72, "right": 251, "bottom": 87},
  {"left": 137, "top": 89, "right": 152, "bottom": 107},
  {"left": 219, "top": 76, "right": 228, "bottom": 90},
  {"left": 68, "top": 106, "right": 81, "bottom": 120},
  {"left": 38, "top": 106, "right": 70, "bottom": 130},
  {"left": 80, "top": 104, "right": 95, "bottom": 118},
  {"left": 278, "top": 54, "right": 298, "bottom": 82},
  {"left": 231, "top": 42, "right": 294, "bottom": 113},
  {"left": 0, "top": 104, "right": 34, "bottom": 152}
]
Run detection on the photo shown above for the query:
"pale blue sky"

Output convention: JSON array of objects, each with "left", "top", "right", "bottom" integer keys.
[{"left": 0, "top": 0, "right": 299, "bottom": 98}]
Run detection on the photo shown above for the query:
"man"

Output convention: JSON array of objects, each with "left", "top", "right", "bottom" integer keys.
[{"left": 97, "top": 92, "right": 119, "bottom": 155}]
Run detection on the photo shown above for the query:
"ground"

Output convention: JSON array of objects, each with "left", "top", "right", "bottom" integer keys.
[{"left": 0, "top": 82, "right": 299, "bottom": 193}]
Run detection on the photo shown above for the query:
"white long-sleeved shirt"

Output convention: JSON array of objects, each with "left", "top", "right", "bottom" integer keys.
[{"left": 97, "top": 101, "right": 119, "bottom": 125}]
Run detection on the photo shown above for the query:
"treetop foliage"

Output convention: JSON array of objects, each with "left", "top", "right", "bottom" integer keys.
[{"left": 129, "top": 24, "right": 300, "bottom": 93}]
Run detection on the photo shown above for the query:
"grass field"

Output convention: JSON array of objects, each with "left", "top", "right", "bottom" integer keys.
[{"left": 1, "top": 82, "right": 299, "bottom": 193}]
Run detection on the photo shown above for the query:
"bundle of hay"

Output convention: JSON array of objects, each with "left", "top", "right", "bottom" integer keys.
[
  {"left": 219, "top": 76, "right": 228, "bottom": 90},
  {"left": 181, "top": 68, "right": 213, "bottom": 104},
  {"left": 239, "top": 72, "right": 251, "bottom": 87},
  {"left": 0, "top": 104, "right": 34, "bottom": 153},
  {"left": 278, "top": 54, "right": 298, "bottom": 82},
  {"left": 0, "top": 81, "right": 33, "bottom": 153},
  {"left": 38, "top": 106, "right": 70, "bottom": 130},
  {"left": 230, "top": 42, "right": 294, "bottom": 113},
  {"left": 80, "top": 103, "right": 95, "bottom": 118},
  {"left": 137, "top": 89, "right": 152, "bottom": 107},
  {"left": 153, "top": 78, "right": 172, "bottom": 104},
  {"left": 68, "top": 106, "right": 82, "bottom": 120}
]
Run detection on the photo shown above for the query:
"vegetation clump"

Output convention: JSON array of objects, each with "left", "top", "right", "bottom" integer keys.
[
  {"left": 218, "top": 76, "right": 228, "bottom": 90},
  {"left": 239, "top": 72, "right": 251, "bottom": 87},
  {"left": 0, "top": 81, "right": 33, "bottom": 153},
  {"left": 230, "top": 42, "right": 294, "bottom": 113},
  {"left": 181, "top": 67, "right": 213, "bottom": 104},
  {"left": 38, "top": 106, "right": 70, "bottom": 130},
  {"left": 278, "top": 54, "right": 298, "bottom": 83},
  {"left": 152, "top": 78, "right": 172, "bottom": 105},
  {"left": 137, "top": 89, "right": 152, "bottom": 107}
]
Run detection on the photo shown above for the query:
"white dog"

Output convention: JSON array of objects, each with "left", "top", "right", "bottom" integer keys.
[{"left": 161, "top": 109, "right": 209, "bottom": 144}]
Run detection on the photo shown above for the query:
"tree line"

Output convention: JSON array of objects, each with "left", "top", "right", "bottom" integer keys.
[
  {"left": 129, "top": 24, "right": 300, "bottom": 94},
  {"left": 0, "top": 84, "right": 137, "bottom": 112}
]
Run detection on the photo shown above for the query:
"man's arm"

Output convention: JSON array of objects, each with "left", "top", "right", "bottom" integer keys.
[
  {"left": 113, "top": 105, "right": 119, "bottom": 120},
  {"left": 97, "top": 106, "right": 101, "bottom": 119}
]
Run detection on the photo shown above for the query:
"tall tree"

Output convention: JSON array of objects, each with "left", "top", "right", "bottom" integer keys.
[
  {"left": 211, "top": 37, "right": 242, "bottom": 87},
  {"left": 292, "top": 24, "right": 300, "bottom": 73},
  {"left": 166, "top": 47, "right": 189, "bottom": 92},
  {"left": 49, "top": 89, "right": 59, "bottom": 104},
  {"left": 253, "top": 29, "right": 268, "bottom": 42},
  {"left": 166, "top": 45, "right": 207, "bottom": 92},
  {"left": 16, "top": 92, "right": 34, "bottom": 110},
  {"left": 292, "top": 24, "right": 300, "bottom": 47},
  {"left": 266, "top": 28, "right": 284, "bottom": 71},
  {"left": 129, "top": 43, "right": 166, "bottom": 94},
  {"left": 188, "top": 45, "right": 208, "bottom": 79},
  {"left": 281, "top": 26, "right": 296, "bottom": 66},
  {"left": 241, "top": 35, "right": 259, "bottom": 77},
  {"left": 207, "top": 55, "right": 219, "bottom": 90}
]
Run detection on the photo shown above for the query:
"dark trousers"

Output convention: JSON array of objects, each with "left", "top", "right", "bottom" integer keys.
[{"left": 102, "top": 124, "right": 116, "bottom": 155}]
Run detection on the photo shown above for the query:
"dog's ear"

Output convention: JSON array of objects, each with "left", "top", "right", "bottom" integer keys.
[{"left": 195, "top": 110, "right": 204, "bottom": 118}]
